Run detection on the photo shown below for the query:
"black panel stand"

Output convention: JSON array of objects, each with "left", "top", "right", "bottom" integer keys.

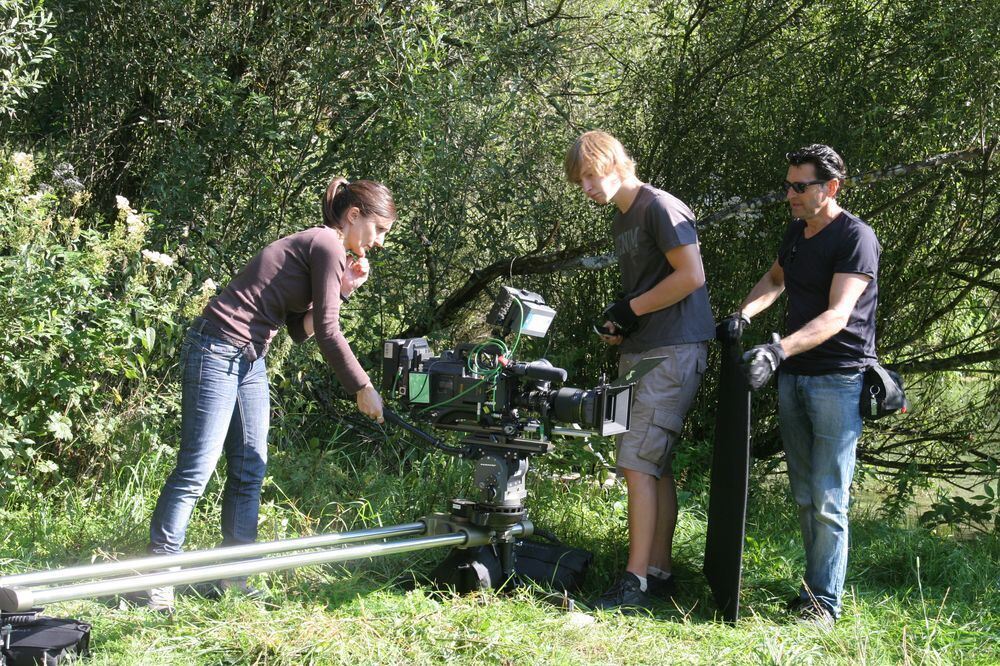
[{"left": 703, "top": 331, "right": 752, "bottom": 623}]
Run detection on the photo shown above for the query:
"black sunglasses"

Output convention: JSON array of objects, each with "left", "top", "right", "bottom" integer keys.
[{"left": 782, "top": 179, "right": 828, "bottom": 194}]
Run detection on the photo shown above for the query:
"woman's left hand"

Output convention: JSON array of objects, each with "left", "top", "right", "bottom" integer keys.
[{"left": 341, "top": 256, "right": 370, "bottom": 299}]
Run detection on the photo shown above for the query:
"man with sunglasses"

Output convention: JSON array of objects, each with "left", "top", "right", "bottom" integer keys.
[{"left": 726, "top": 144, "right": 880, "bottom": 624}]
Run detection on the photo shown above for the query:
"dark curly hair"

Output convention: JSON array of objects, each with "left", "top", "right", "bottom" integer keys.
[{"left": 786, "top": 144, "right": 846, "bottom": 182}]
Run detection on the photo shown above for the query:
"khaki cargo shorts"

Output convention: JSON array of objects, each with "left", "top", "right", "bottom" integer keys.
[{"left": 616, "top": 341, "right": 708, "bottom": 478}]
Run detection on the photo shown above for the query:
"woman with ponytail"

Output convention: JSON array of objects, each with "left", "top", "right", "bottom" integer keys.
[{"left": 140, "top": 177, "right": 395, "bottom": 611}]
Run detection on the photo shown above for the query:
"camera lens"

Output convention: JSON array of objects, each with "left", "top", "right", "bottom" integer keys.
[{"left": 553, "top": 387, "right": 596, "bottom": 427}]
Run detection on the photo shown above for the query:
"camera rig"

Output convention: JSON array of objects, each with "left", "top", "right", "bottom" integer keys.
[
  {"left": 0, "top": 288, "right": 665, "bottom": 611},
  {"left": 379, "top": 287, "right": 663, "bottom": 587},
  {"left": 381, "top": 288, "right": 639, "bottom": 526}
]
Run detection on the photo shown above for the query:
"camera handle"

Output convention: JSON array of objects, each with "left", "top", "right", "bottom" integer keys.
[{"left": 382, "top": 408, "right": 466, "bottom": 455}]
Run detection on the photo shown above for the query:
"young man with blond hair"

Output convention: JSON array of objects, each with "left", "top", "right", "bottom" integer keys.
[{"left": 565, "top": 131, "right": 715, "bottom": 611}]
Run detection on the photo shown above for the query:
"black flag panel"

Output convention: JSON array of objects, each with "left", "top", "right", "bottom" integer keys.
[{"left": 703, "top": 330, "right": 752, "bottom": 623}]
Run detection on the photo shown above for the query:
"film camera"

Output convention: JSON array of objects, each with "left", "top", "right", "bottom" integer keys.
[{"left": 381, "top": 287, "right": 661, "bottom": 532}]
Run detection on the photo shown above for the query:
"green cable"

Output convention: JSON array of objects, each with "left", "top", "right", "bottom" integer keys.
[
  {"left": 507, "top": 296, "right": 524, "bottom": 356},
  {"left": 415, "top": 295, "right": 528, "bottom": 413},
  {"left": 469, "top": 338, "right": 508, "bottom": 378}
]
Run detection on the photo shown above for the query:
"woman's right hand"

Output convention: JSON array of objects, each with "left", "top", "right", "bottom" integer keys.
[{"left": 356, "top": 383, "right": 384, "bottom": 423}]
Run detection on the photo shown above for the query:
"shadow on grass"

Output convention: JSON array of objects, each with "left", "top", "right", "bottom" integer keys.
[{"left": 299, "top": 554, "right": 750, "bottom": 626}]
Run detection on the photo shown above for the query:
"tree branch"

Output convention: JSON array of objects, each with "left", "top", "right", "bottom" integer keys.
[
  {"left": 525, "top": 0, "right": 566, "bottom": 28},
  {"left": 894, "top": 347, "right": 1000, "bottom": 373},
  {"left": 948, "top": 270, "right": 1000, "bottom": 293},
  {"left": 854, "top": 454, "right": 983, "bottom": 475},
  {"left": 394, "top": 239, "right": 607, "bottom": 337}
]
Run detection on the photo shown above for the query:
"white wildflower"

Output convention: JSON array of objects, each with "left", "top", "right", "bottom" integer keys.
[
  {"left": 200, "top": 278, "right": 217, "bottom": 293},
  {"left": 11, "top": 152, "right": 33, "bottom": 175},
  {"left": 141, "top": 249, "right": 174, "bottom": 267},
  {"left": 53, "top": 162, "right": 75, "bottom": 180},
  {"left": 52, "top": 163, "right": 82, "bottom": 191},
  {"left": 126, "top": 212, "right": 145, "bottom": 235},
  {"left": 115, "top": 195, "right": 132, "bottom": 212}
]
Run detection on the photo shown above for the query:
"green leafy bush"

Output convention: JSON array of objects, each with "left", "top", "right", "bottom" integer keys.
[
  {"left": 0, "top": 150, "right": 191, "bottom": 492},
  {"left": 0, "top": 0, "right": 55, "bottom": 117}
]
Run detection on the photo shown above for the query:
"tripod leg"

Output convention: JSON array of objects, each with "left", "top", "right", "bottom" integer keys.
[{"left": 497, "top": 538, "right": 516, "bottom": 589}]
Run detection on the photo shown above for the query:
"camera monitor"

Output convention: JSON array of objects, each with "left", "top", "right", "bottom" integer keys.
[{"left": 487, "top": 287, "right": 556, "bottom": 338}]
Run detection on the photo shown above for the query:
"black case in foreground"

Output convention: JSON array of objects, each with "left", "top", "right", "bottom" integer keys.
[{"left": 1, "top": 609, "right": 91, "bottom": 665}]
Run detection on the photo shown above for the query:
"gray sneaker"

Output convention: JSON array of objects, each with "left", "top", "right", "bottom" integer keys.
[
  {"left": 193, "top": 577, "right": 265, "bottom": 601},
  {"left": 145, "top": 585, "right": 175, "bottom": 613},
  {"left": 118, "top": 582, "right": 175, "bottom": 613},
  {"left": 591, "top": 572, "right": 653, "bottom": 613},
  {"left": 141, "top": 565, "right": 179, "bottom": 612}
]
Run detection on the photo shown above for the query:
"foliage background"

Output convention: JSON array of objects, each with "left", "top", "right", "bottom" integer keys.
[
  {"left": 0, "top": 0, "right": 997, "bottom": 661},
  {"left": 3, "top": 0, "right": 996, "bottom": 520}
]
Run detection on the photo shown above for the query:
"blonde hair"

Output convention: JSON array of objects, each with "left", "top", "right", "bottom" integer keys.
[{"left": 564, "top": 131, "right": 636, "bottom": 183}]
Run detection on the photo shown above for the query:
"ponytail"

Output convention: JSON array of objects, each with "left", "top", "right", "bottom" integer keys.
[{"left": 322, "top": 176, "right": 396, "bottom": 229}]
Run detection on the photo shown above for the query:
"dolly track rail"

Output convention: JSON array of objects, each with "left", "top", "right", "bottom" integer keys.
[
  {"left": 0, "top": 523, "right": 528, "bottom": 613},
  {"left": 0, "top": 523, "right": 426, "bottom": 589}
]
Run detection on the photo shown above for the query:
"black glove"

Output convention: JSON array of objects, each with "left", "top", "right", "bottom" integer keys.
[
  {"left": 602, "top": 299, "right": 639, "bottom": 335},
  {"left": 741, "top": 333, "right": 787, "bottom": 390},
  {"left": 716, "top": 311, "right": 750, "bottom": 343}
]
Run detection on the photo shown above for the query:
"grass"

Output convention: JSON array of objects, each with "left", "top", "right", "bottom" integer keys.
[{"left": 1, "top": 441, "right": 998, "bottom": 665}]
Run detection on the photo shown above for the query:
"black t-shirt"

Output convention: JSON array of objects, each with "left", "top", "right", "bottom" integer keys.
[
  {"left": 612, "top": 184, "right": 715, "bottom": 352},
  {"left": 776, "top": 211, "right": 881, "bottom": 374}
]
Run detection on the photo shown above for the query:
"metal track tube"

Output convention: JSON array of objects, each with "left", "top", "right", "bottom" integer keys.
[
  {"left": 1, "top": 526, "right": 512, "bottom": 613},
  {"left": 0, "top": 523, "right": 426, "bottom": 589}
]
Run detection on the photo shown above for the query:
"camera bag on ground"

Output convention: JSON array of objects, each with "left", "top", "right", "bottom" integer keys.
[
  {"left": 1, "top": 609, "right": 90, "bottom": 666},
  {"left": 513, "top": 531, "right": 593, "bottom": 592},
  {"left": 860, "top": 363, "right": 908, "bottom": 420},
  {"left": 429, "top": 531, "right": 593, "bottom": 594}
]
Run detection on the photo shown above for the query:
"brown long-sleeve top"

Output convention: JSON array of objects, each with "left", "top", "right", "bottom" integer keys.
[{"left": 201, "top": 226, "right": 370, "bottom": 393}]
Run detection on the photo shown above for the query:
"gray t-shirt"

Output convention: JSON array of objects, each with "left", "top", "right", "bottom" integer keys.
[{"left": 612, "top": 184, "right": 715, "bottom": 353}]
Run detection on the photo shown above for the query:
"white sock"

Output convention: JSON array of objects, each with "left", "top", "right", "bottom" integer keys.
[
  {"left": 635, "top": 574, "right": 648, "bottom": 592},
  {"left": 647, "top": 566, "right": 672, "bottom": 580}
]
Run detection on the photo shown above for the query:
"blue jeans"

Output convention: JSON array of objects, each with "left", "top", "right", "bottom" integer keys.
[
  {"left": 149, "top": 328, "right": 270, "bottom": 555},
  {"left": 778, "top": 370, "right": 863, "bottom": 617}
]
